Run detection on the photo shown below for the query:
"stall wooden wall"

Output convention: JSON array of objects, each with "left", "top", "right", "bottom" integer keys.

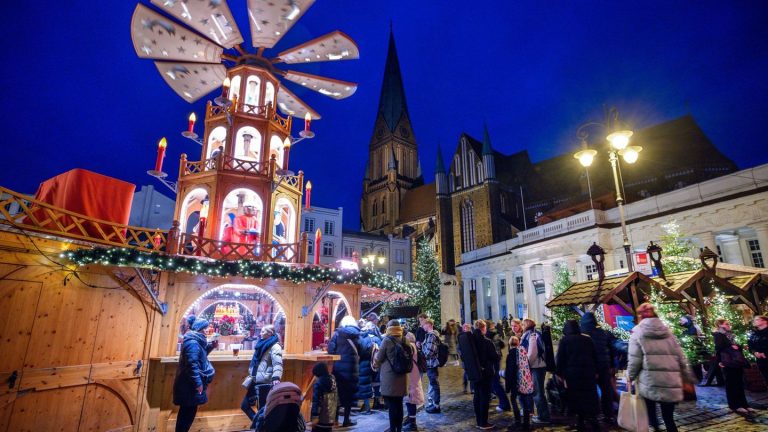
[{"left": 0, "top": 230, "right": 156, "bottom": 432}]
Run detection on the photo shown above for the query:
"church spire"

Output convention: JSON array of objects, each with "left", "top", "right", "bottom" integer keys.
[
  {"left": 482, "top": 123, "right": 496, "bottom": 181},
  {"left": 435, "top": 143, "right": 446, "bottom": 173},
  {"left": 377, "top": 29, "right": 409, "bottom": 132}
]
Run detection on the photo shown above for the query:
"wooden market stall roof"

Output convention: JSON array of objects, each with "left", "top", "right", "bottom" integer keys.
[
  {"left": 651, "top": 264, "right": 768, "bottom": 314},
  {"left": 360, "top": 286, "right": 409, "bottom": 303},
  {"left": 546, "top": 271, "right": 680, "bottom": 317}
]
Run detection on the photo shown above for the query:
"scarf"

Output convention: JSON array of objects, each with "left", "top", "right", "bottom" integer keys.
[
  {"left": 717, "top": 327, "right": 735, "bottom": 343},
  {"left": 252, "top": 334, "right": 279, "bottom": 363},
  {"left": 386, "top": 326, "right": 403, "bottom": 338}
]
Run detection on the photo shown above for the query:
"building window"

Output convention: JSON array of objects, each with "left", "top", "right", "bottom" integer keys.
[
  {"left": 344, "top": 246, "right": 354, "bottom": 258},
  {"left": 460, "top": 199, "right": 476, "bottom": 252},
  {"left": 499, "top": 278, "right": 507, "bottom": 296},
  {"left": 477, "top": 162, "right": 483, "bottom": 183},
  {"left": 307, "top": 240, "right": 313, "bottom": 255},
  {"left": 372, "top": 200, "right": 378, "bottom": 216},
  {"left": 395, "top": 249, "right": 405, "bottom": 264},
  {"left": 483, "top": 278, "right": 491, "bottom": 297},
  {"left": 501, "top": 305, "right": 508, "bottom": 319},
  {"left": 382, "top": 196, "right": 387, "bottom": 215},
  {"left": 304, "top": 218, "right": 315, "bottom": 233},
  {"left": 324, "top": 221, "right": 335, "bottom": 236},
  {"left": 515, "top": 275, "right": 524, "bottom": 294},
  {"left": 322, "top": 242, "right": 334, "bottom": 257},
  {"left": 395, "top": 270, "right": 404, "bottom": 281},
  {"left": 585, "top": 264, "right": 598, "bottom": 281},
  {"left": 748, "top": 239, "right": 764, "bottom": 268}
]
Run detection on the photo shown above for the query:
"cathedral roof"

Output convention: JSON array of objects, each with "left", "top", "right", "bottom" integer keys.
[
  {"left": 398, "top": 182, "right": 436, "bottom": 223},
  {"left": 435, "top": 143, "right": 446, "bottom": 173},
  {"left": 377, "top": 30, "right": 409, "bottom": 132}
]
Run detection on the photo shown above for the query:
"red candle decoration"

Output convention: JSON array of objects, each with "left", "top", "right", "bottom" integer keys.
[
  {"left": 314, "top": 228, "right": 322, "bottom": 265},
  {"left": 304, "top": 112, "right": 311, "bottom": 132},
  {"left": 154, "top": 137, "right": 167, "bottom": 172},
  {"left": 187, "top": 112, "right": 196, "bottom": 133},
  {"left": 221, "top": 77, "right": 231, "bottom": 99},
  {"left": 305, "top": 181, "right": 312, "bottom": 209}
]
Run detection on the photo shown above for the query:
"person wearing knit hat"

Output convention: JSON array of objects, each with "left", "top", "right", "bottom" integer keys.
[
  {"left": 373, "top": 319, "right": 411, "bottom": 432},
  {"left": 173, "top": 317, "right": 215, "bottom": 432},
  {"left": 327, "top": 315, "right": 362, "bottom": 427},
  {"left": 186, "top": 315, "right": 197, "bottom": 333}
]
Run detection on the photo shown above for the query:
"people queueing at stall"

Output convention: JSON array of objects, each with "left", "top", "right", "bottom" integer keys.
[{"left": 176, "top": 306, "right": 768, "bottom": 432}]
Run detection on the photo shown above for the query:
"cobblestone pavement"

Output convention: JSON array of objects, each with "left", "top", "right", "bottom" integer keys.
[{"left": 344, "top": 363, "right": 768, "bottom": 432}]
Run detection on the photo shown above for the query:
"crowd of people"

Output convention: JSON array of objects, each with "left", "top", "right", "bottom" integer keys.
[{"left": 170, "top": 309, "right": 768, "bottom": 432}]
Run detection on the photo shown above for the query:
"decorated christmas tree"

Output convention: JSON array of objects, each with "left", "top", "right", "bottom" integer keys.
[
  {"left": 545, "top": 263, "right": 579, "bottom": 341},
  {"left": 659, "top": 219, "right": 700, "bottom": 274},
  {"left": 405, "top": 238, "right": 442, "bottom": 327}
]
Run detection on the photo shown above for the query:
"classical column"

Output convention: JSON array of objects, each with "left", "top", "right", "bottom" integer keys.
[
  {"left": 720, "top": 233, "right": 744, "bottom": 265},
  {"left": 540, "top": 262, "right": 556, "bottom": 323},
  {"left": 489, "top": 274, "right": 500, "bottom": 321},
  {"left": 521, "top": 264, "right": 534, "bottom": 320},
  {"left": 463, "top": 280, "right": 472, "bottom": 325},
  {"left": 505, "top": 273, "right": 516, "bottom": 322},
  {"left": 475, "top": 277, "right": 487, "bottom": 320},
  {"left": 696, "top": 231, "right": 717, "bottom": 254}
]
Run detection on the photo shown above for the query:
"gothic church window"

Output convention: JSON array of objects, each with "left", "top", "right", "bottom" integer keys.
[
  {"left": 477, "top": 162, "right": 483, "bottom": 183},
  {"left": 372, "top": 200, "right": 378, "bottom": 216},
  {"left": 382, "top": 196, "right": 387, "bottom": 215},
  {"left": 460, "top": 200, "right": 476, "bottom": 252}
]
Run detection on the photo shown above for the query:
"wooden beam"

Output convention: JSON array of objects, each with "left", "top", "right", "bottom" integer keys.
[
  {"left": 611, "top": 295, "right": 634, "bottom": 316},
  {"left": 736, "top": 295, "right": 759, "bottom": 314},
  {"left": 679, "top": 291, "right": 701, "bottom": 310},
  {"left": 752, "top": 285, "right": 763, "bottom": 314},
  {"left": 695, "top": 280, "right": 710, "bottom": 330}
]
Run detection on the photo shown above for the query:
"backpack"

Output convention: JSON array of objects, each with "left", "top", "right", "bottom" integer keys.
[
  {"left": 437, "top": 339, "right": 450, "bottom": 367},
  {"left": 387, "top": 337, "right": 414, "bottom": 375},
  {"left": 416, "top": 349, "right": 427, "bottom": 373}
]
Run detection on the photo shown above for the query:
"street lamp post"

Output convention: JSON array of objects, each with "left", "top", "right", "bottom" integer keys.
[
  {"left": 361, "top": 245, "right": 386, "bottom": 271},
  {"left": 574, "top": 108, "right": 643, "bottom": 272}
]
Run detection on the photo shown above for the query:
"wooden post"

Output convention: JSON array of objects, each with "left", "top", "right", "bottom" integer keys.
[
  {"left": 179, "top": 153, "right": 187, "bottom": 177},
  {"left": 269, "top": 154, "right": 277, "bottom": 179},
  {"left": 752, "top": 285, "right": 763, "bottom": 314},
  {"left": 166, "top": 220, "right": 180, "bottom": 254},
  {"left": 695, "top": 280, "right": 710, "bottom": 331},
  {"left": 630, "top": 280, "right": 641, "bottom": 323},
  {"left": 300, "top": 232, "right": 308, "bottom": 263}
]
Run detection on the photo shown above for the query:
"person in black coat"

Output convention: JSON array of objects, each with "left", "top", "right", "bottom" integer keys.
[
  {"left": 556, "top": 320, "right": 600, "bottom": 432},
  {"left": 173, "top": 318, "right": 216, "bottom": 432},
  {"left": 458, "top": 319, "right": 498, "bottom": 430},
  {"left": 748, "top": 315, "right": 768, "bottom": 385},
  {"left": 579, "top": 312, "right": 619, "bottom": 423},
  {"left": 327, "top": 316, "right": 363, "bottom": 427}
]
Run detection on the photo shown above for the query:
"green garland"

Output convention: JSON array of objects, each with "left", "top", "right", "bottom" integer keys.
[{"left": 61, "top": 247, "right": 411, "bottom": 292}]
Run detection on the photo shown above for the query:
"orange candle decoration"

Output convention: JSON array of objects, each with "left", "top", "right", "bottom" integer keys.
[
  {"left": 187, "top": 112, "right": 196, "bottom": 133},
  {"left": 198, "top": 201, "right": 209, "bottom": 237},
  {"left": 305, "top": 181, "right": 312, "bottom": 209},
  {"left": 221, "top": 77, "right": 231, "bottom": 99},
  {"left": 314, "top": 228, "right": 322, "bottom": 265},
  {"left": 304, "top": 112, "right": 312, "bottom": 132},
  {"left": 154, "top": 137, "right": 167, "bottom": 172}
]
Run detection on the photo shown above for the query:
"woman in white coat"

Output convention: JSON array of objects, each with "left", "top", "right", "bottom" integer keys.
[{"left": 404, "top": 332, "right": 424, "bottom": 432}]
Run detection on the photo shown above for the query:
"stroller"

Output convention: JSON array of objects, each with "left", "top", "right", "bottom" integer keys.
[{"left": 251, "top": 382, "right": 306, "bottom": 432}]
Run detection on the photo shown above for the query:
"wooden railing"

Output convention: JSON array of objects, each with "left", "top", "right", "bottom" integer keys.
[
  {"left": 0, "top": 187, "right": 168, "bottom": 252},
  {"left": 180, "top": 154, "right": 269, "bottom": 178},
  {"left": 176, "top": 233, "right": 301, "bottom": 263},
  {"left": 205, "top": 100, "right": 291, "bottom": 134}
]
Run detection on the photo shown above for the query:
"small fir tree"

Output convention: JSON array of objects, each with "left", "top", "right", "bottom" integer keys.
[
  {"left": 545, "top": 263, "right": 579, "bottom": 341},
  {"left": 407, "top": 238, "right": 442, "bottom": 327}
]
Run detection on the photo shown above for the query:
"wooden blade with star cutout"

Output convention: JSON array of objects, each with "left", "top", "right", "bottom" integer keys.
[
  {"left": 246, "top": 0, "right": 315, "bottom": 49},
  {"left": 275, "top": 30, "right": 359, "bottom": 64},
  {"left": 282, "top": 70, "right": 357, "bottom": 100},
  {"left": 131, "top": 4, "right": 223, "bottom": 63},
  {"left": 150, "top": 0, "right": 243, "bottom": 49}
]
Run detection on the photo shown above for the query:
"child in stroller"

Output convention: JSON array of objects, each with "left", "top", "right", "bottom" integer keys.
[{"left": 251, "top": 382, "right": 306, "bottom": 432}]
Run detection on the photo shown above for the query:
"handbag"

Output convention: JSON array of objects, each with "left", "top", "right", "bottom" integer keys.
[
  {"left": 242, "top": 375, "right": 253, "bottom": 388},
  {"left": 618, "top": 373, "right": 649, "bottom": 432},
  {"left": 720, "top": 346, "right": 750, "bottom": 368}
]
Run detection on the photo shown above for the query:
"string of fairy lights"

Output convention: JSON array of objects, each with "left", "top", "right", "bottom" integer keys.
[{"left": 61, "top": 247, "right": 412, "bottom": 292}]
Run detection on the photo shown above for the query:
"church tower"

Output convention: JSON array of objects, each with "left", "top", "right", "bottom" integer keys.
[
  {"left": 361, "top": 30, "right": 421, "bottom": 233},
  {"left": 435, "top": 144, "right": 455, "bottom": 273}
]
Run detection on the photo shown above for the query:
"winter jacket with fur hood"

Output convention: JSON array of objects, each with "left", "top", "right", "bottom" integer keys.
[{"left": 628, "top": 317, "right": 690, "bottom": 403}]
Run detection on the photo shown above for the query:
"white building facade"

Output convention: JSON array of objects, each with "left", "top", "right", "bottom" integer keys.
[
  {"left": 300, "top": 206, "right": 344, "bottom": 266},
  {"left": 457, "top": 164, "right": 768, "bottom": 324},
  {"left": 342, "top": 231, "right": 413, "bottom": 281}
]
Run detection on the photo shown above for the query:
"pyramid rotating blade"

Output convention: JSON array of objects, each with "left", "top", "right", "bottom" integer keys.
[
  {"left": 276, "top": 86, "right": 321, "bottom": 120},
  {"left": 247, "top": 0, "right": 315, "bottom": 49},
  {"left": 154, "top": 61, "right": 227, "bottom": 103},
  {"left": 150, "top": 0, "right": 243, "bottom": 49},
  {"left": 282, "top": 70, "right": 357, "bottom": 100},
  {"left": 131, "top": 4, "right": 223, "bottom": 63},
  {"left": 276, "top": 30, "right": 359, "bottom": 64}
]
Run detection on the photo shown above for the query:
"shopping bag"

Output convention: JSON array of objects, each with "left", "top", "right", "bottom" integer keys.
[{"left": 617, "top": 379, "right": 649, "bottom": 432}]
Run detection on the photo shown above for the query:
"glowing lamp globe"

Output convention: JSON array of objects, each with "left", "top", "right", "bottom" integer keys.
[
  {"left": 620, "top": 145, "right": 643, "bottom": 164},
  {"left": 574, "top": 149, "right": 597, "bottom": 167},
  {"left": 606, "top": 130, "right": 633, "bottom": 150}
]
